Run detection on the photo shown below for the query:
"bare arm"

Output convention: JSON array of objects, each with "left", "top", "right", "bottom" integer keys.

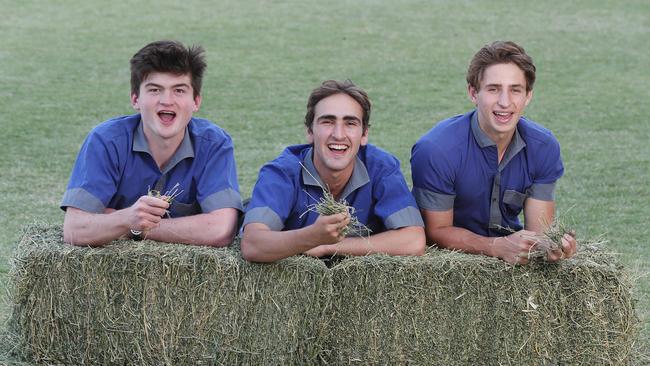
[
  {"left": 304, "top": 226, "right": 425, "bottom": 257},
  {"left": 524, "top": 197, "right": 577, "bottom": 261},
  {"left": 145, "top": 208, "right": 239, "bottom": 247},
  {"left": 241, "top": 213, "right": 350, "bottom": 263},
  {"left": 421, "top": 208, "right": 538, "bottom": 265},
  {"left": 63, "top": 195, "right": 169, "bottom": 246}
]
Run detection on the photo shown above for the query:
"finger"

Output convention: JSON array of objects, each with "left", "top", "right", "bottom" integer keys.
[{"left": 141, "top": 195, "right": 171, "bottom": 208}]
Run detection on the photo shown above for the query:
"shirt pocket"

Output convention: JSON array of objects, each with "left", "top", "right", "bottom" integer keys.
[
  {"left": 502, "top": 189, "right": 527, "bottom": 215},
  {"left": 169, "top": 200, "right": 202, "bottom": 217}
]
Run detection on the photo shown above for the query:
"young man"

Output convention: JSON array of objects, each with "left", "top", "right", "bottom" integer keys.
[
  {"left": 241, "top": 80, "right": 425, "bottom": 262},
  {"left": 61, "top": 40, "right": 242, "bottom": 247},
  {"left": 411, "top": 41, "right": 577, "bottom": 265}
]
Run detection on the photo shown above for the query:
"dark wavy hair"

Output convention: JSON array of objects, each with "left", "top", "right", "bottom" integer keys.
[
  {"left": 130, "top": 40, "right": 206, "bottom": 98},
  {"left": 304, "top": 80, "right": 371, "bottom": 133}
]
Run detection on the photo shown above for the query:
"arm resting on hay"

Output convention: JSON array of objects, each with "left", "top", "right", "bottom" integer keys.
[
  {"left": 145, "top": 208, "right": 238, "bottom": 247},
  {"left": 64, "top": 200, "right": 238, "bottom": 247},
  {"left": 422, "top": 208, "right": 540, "bottom": 265},
  {"left": 304, "top": 226, "right": 426, "bottom": 257},
  {"left": 241, "top": 213, "right": 350, "bottom": 262}
]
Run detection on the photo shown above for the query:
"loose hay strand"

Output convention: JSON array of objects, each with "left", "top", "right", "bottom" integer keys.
[{"left": 299, "top": 162, "right": 371, "bottom": 238}]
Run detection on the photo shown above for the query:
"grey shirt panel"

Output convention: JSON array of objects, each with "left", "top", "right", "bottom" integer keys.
[
  {"left": 412, "top": 187, "right": 455, "bottom": 211},
  {"left": 242, "top": 207, "right": 284, "bottom": 231},
  {"left": 527, "top": 182, "right": 557, "bottom": 201},
  {"left": 385, "top": 206, "right": 425, "bottom": 229},
  {"left": 133, "top": 122, "right": 195, "bottom": 174},
  {"left": 61, "top": 188, "right": 105, "bottom": 213},
  {"left": 301, "top": 147, "right": 370, "bottom": 200},
  {"left": 201, "top": 188, "right": 244, "bottom": 213}
]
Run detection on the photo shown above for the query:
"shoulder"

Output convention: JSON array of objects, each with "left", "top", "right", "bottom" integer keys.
[
  {"left": 261, "top": 144, "right": 310, "bottom": 179},
  {"left": 188, "top": 117, "right": 234, "bottom": 147},
  {"left": 359, "top": 144, "right": 401, "bottom": 173},
  {"left": 412, "top": 111, "right": 472, "bottom": 167},
  {"left": 414, "top": 112, "right": 471, "bottom": 153},
  {"left": 88, "top": 114, "right": 138, "bottom": 143},
  {"left": 518, "top": 117, "right": 560, "bottom": 150}
]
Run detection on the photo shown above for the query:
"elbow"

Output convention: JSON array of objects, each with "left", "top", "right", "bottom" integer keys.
[
  {"left": 207, "top": 229, "right": 236, "bottom": 248},
  {"left": 240, "top": 235, "right": 258, "bottom": 262},
  {"left": 409, "top": 227, "right": 427, "bottom": 256},
  {"left": 240, "top": 234, "right": 272, "bottom": 263}
]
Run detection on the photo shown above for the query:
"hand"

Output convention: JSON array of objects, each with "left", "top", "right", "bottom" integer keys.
[
  {"left": 308, "top": 212, "right": 351, "bottom": 246},
  {"left": 546, "top": 232, "right": 578, "bottom": 262},
  {"left": 123, "top": 195, "right": 170, "bottom": 232},
  {"left": 492, "top": 230, "right": 538, "bottom": 265}
]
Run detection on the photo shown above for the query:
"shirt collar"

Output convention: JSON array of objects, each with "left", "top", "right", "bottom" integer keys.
[
  {"left": 470, "top": 111, "right": 526, "bottom": 171},
  {"left": 133, "top": 119, "right": 195, "bottom": 174},
  {"left": 302, "top": 147, "right": 370, "bottom": 200}
]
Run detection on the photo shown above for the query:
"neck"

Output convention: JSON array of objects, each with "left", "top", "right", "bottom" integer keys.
[
  {"left": 146, "top": 133, "right": 184, "bottom": 170},
  {"left": 316, "top": 164, "right": 354, "bottom": 200}
]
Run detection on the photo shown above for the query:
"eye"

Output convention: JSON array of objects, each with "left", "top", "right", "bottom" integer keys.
[
  {"left": 175, "top": 88, "right": 187, "bottom": 94},
  {"left": 148, "top": 87, "right": 160, "bottom": 93},
  {"left": 346, "top": 119, "right": 360, "bottom": 127}
]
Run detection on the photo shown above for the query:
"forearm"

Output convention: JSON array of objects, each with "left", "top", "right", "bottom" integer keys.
[
  {"left": 63, "top": 209, "right": 129, "bottom": 246},
  {"left": 327, "top": 226, "right": 426, "bottom": 257},
  {"left": 146, "top": 209, "right": 238, "bottom": 247},
  {"left": 241, "top": 226, "right": 320, "bottom": 262},
  {"left": 426, "top": 225, "right": 495, "bottom": 256}
]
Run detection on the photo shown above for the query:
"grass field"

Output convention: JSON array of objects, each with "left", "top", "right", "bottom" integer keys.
[{"left": 1, "top": 0, "right": 648, "bottom": 361}]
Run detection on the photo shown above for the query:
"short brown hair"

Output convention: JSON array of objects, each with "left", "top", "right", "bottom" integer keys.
[
  {"left": 466, "top": 41, "right": 536, "bottom": 92},
  {"left": 304, "top": 80, "right": 371, "bottom": 133},
  {"left": 130, "top": 40, "right": 206, "bottom": 98}
]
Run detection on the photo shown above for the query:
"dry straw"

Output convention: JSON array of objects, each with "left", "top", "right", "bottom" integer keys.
[
  {"left": 300, "top": 162, "right": 371, "bottom": 238},
  {"left": 5, "top": 225, "right": 640, "bottom": 365},
  {"left": 6, "top": 224, "right": 330, "bottom": 365}
]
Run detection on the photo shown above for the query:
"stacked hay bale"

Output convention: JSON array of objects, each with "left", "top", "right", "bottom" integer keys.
[
  {"left": 326, "top": 247, "right": 638, "bottom": 365},
  {"left": 7, "top": 224, "right": 330, "bottom": 365},
  {"left": 6, "top": 225, "right": 639, "bottom": 365}
]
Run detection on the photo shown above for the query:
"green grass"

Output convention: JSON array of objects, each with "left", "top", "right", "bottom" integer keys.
[{"left": 1, "top": 0, "right": 648, "bottom": 361}]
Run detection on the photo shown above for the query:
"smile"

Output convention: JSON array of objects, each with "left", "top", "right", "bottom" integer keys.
[
  {"left": 158, "top": 111, "right": 177, "bottom": 123},
  {"left": 328, "top": 143, "right": 349, "bottom": 152}
]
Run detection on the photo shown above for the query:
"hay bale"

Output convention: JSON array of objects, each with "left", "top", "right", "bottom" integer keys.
[
  {"left": 326, "top": 246, "right": 638, "bottom": 365},
  {"left": 7, "top": 224, "right": 330, "bottom": 365}
]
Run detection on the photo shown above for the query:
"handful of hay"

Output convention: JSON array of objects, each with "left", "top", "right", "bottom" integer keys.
[
  {"left": 306, "top": 190, "right": 371, "bottom": 237},
  {"left": 300, "top": 162, "right": 371, "bottom": 238}
]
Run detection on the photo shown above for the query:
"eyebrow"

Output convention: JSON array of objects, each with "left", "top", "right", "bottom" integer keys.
[
  {"left": 144, "top": 82, "right": 191, "bottom": 89},
  {"left": 316, "top": 114, "right": 361, "bottom": 122},
  {"left": 484, "top": 83, "right": 525, "bottom": 89}
]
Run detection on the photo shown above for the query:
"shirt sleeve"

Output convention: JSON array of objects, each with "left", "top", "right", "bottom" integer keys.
[
  {"left": 528, "top": 136, "right": 564, "bottom": 201},
  {"left": 196, "top": 134, "right": 244, "bottom": 212},
  {"left": 242, "top": 162, "right": 295, "bottom": 231},
  {"left": 60, "top": 131, "right": 120, "bottom": 213},
  {"left": 371, "top": 157, "right": 424, "bottom": 229},
  {"left": 410, "top": 139, "right": 456, "bottom": 211}
]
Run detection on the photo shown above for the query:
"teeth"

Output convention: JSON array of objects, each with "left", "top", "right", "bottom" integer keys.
[
  {"left": 494, "top": 112, "right": 509, "bottom": 116},
  {"left": 328, "top": 144, "right": 348, "bottom": 151}
]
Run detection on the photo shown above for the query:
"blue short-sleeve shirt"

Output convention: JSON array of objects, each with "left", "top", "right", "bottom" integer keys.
[
  {"left": 243, "top": 144, "right": 424, "bottom": 233},
  {"left": 411, "top": 110, "right": 563, "bottom": 237},
  {"left": 61, "top": 114, "right": 243, "bottom": 217}
]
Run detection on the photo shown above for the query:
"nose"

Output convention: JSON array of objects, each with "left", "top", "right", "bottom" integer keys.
[
  {"left": 497, "top": 90, "right": 511, "bottom": 107},
  {"left": 159, "top": 90, "right": 173, "bottom": 105},
  {"left": 331, "top": 121, "right": 345, "bottom": 139}
]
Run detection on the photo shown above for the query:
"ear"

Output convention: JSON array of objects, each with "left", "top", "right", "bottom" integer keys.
[
  {"left": 193, "top": 94, "right": 202, "bottom": 112},
  {"left": 524, "top": 89, "right": 533, "bottom": 107},
  {"left": 130, "top": 93, "right": 140, "bottom": 111},
  {"left": 306, "top": 126, "right": 314, "bottom": 144},
  {"left": 467, "top": 85, "right": 478, "bottom": 105},
  {"left": 361, "top": 127, "right": 369, "bottom": 146}
]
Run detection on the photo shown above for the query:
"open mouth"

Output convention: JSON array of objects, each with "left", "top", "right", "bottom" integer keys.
[
  {"left": 328, "top": 143, "right": 349, "bottom": 153},
  {"left": 158, "top": 111, "right": 177, "bottom": 124},
  {"left": 493, "top": 111, "right": 513, "bottom": 124}
]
